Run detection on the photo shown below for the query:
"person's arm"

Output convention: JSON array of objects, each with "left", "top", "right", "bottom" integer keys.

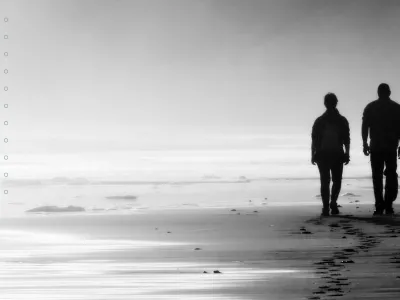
[
  {"left": 397, "top": 105, "right": 400, "bottom": 158},
  {"left": 362, "top": 106, "right": 370, "bottom": 156},
  {"left": 343, "top": 117, "right": 350, "bottom": 164},
  {"left": 311, "top": 119, "right": 318, "bottom": 164}
]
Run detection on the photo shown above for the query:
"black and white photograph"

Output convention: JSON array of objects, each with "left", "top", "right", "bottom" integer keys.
[{"left": 1, "top": 0, "right": 400, "bottom": 299}]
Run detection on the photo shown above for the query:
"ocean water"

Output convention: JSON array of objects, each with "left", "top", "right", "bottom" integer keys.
[{"left": 1, "top": 177, "right": 373, "bottom": 218}]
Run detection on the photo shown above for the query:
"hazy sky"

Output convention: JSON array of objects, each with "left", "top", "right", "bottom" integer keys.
[{"left": 2, "top": 0, "right": 400, "bottom": 154}]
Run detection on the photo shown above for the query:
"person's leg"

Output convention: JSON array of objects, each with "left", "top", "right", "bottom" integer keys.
[
  {"left": 383, "top": 149, "right": 398, "bottom": 213},
  {"left": 317, "top": 157, "right": 330, "bottom": 214},
  {"left": 370, "top": 151, "right": 385, "bottom": 213},
  {"left": 330, "top": 156, "right": 344, "bottom": 213}
]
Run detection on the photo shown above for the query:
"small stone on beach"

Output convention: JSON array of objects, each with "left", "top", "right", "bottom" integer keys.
[{"left": 341, "top": 260, "right": 355, "bottom": 263}]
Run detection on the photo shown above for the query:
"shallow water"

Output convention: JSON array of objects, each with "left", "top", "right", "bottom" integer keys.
[
  {"left": 0, "top": 215, "right": 310, "bottom": 300},
  {"left": 0, "top": 178, "right": 373, "bottom": 218}
]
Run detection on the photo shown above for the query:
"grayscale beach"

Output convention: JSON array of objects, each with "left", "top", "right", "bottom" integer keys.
[{"left": 1, "top": 1, "right": 400, "bottom": 299}]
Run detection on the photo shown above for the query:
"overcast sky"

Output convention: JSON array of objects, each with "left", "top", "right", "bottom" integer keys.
[{"left": 2, "top": 0, "right": 400, "bottom": 154}]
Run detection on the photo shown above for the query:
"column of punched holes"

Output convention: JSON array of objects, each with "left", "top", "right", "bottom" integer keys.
[{"left": 3, "top": 16, "right": 9, "bottom": 197}]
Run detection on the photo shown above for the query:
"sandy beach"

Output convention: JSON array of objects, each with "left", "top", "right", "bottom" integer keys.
[{"left": 0, "top": 183, "right": 399, "bottom": 300}]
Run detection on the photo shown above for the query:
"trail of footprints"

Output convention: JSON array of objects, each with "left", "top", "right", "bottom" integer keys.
[{"left": 303, "top": 219, "right": 400, "bottom": 300}]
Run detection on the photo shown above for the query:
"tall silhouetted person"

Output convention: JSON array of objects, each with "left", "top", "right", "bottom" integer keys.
[
  {"left": 312, "top": 93, "right": 350, "bottom": 216},
  {"left": 362, "top": 83, "right": 400, "bottom": 216}
]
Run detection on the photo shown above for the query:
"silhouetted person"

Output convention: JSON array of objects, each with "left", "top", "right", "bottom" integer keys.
[
  {"left": 312, "top": 93, "right": 350, "bottom": 216},
  {"left": 362, "top": 83, "right": 400, "bottom": 216}
]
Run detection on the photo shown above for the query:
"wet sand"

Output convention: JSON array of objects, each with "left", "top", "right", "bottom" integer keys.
[{"left": 0, "top": 202, "right": 399, "bottom": 299}]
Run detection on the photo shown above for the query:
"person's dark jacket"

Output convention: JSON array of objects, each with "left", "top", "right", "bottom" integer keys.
[
  {"left": 362, "top": 98, "right": 400, "bottom": 152},
  {"left": 312, "top": 109, "right": 350, "bottom": 159}
]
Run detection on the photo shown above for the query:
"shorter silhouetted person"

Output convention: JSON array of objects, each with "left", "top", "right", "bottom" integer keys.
[
  {"left": 362, "top": 83, "right": 400, "bottom": 216},
  {"left": 312, "top": 93, "right": 350, "bottom": 216}
]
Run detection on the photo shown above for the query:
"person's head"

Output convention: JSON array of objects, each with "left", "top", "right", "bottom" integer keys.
[
  {"left": 324, "top": 93, "right": 338, "bottom": 111},
  {"left": 377, "top": 83, "right": 391, "bottom": 98}
]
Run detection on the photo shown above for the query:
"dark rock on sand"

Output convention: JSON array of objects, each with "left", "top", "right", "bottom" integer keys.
[{"left": 341, "top": 260, "right": 355, "bottom": 264}]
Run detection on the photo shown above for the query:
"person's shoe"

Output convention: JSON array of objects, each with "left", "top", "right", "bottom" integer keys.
[
  {"left": 331, "top": 207, "right": 340, "bottom": 215},
  {"left": 373, "top": 203, "right": 384, "bottom": 216},
  {"left": 373, "top": 209, "right": 384, "bottom": 216},
  {"left": 385, "top": 207, "right": 395, "bottom": 216},
  {"left": 330, "top": 202, "right": 339, "bottom": 215},
  {"left": 321, "top": 207, "right": 330, "bottom": 217}
]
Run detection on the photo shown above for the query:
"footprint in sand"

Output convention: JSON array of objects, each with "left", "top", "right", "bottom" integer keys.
[
  {"left": 329, "top": 270, "right": 342, "bottom": 274},
  {"left": 313, "top": 291, "right": 326, "bottom": 295},
  {"left": 319, "top": 285, "right": 330, "bottom": 289},
  {"left": 343, "top": 248, "right": 357, "bottom": 253},
  {"left": 329, "top": 223, "right": 341, "bottom": 228},
  {"left": 327, "top": 287, "right": 343, "bottom": 292},
  {"left": 389, "top": 260, "right": 400, "bottom": 264},
  {"left": 330, "top": 263, "right": 345, "bottom": 268},
  {"left": 302, "top": 231, "right": 313, "bottom": 234},
  {"left": 334, "top": 256, "right": 350, "bottom": 260},
  {"left": 326, "top": 280, "right": 339, "bottom": 284}
]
